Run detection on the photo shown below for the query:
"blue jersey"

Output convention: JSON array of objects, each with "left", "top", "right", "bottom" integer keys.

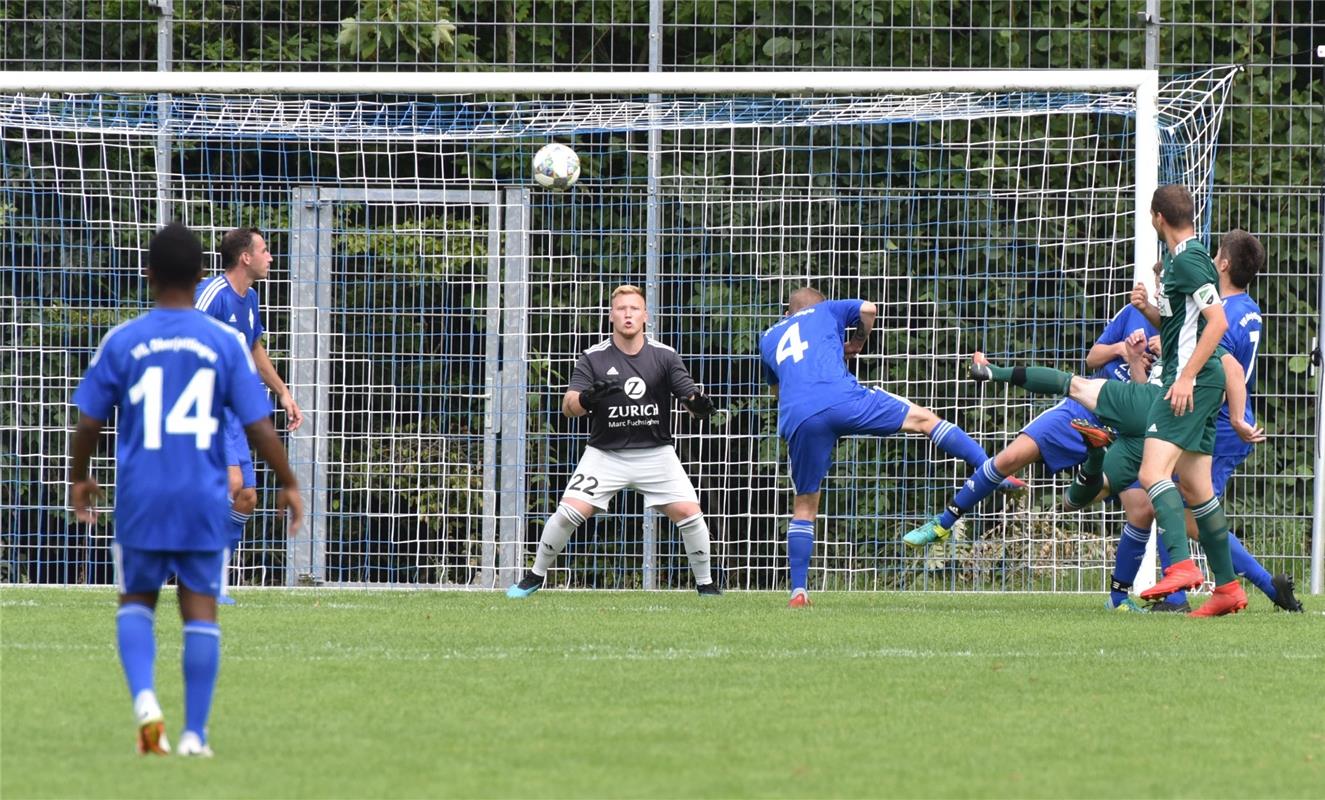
[
  {"left": 1092, "top": 305, "right": 1158, "bottom": 383},
  {"left": 195, "top": 275, "right": 264, "bottom": 349},
  {"left": 759, "top": 299, "right": 870, "bottom": 437},
  {"left": 72, "top": 308, "right": 272, "bottom": 551},
  {"left": 1213, "top": 292, "right": 1262, "bottom": 458}
]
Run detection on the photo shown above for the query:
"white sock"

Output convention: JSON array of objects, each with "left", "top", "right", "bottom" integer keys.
[
  {"left": 532, "top": 504, "right": 586, "bottom": 576},
  {"left": 677, "top": 512, "right": 713, "bottom": 585}
]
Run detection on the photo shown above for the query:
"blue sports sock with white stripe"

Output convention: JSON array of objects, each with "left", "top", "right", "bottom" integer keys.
[
  {"left": 183, "top": 621, "right": 221, "bottom": 742},
  {"left": 787, "top": 520, "right": 814, "bottom": 594},
  {"left": 229, "top": 507, "right": 250, "bottom": 547},
  {"left": 938, "top": 458, "right": 1004, "bottom": 530},
  {"left": 928, "top": 420, "right": 989, "bottom": 470},
  {"left": 116, "top": 603, "right": 156, "bottom": 699},
  {"left": 1228, "top": 530, "right": 1276, "bottom": 601},
  {"left": 1110, "top": 523, "right": 1150, "bottom": 606}
]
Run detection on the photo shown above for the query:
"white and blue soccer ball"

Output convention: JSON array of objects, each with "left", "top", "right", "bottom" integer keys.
[{"left": 532, "top": 143, "right": 580, "bottom": 190}]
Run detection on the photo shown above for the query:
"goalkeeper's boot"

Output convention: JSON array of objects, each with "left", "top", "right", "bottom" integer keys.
[
  {"left": 134, "top": 691, "right": 170, "bottom": 756},
  {"left": 1146, "top": 598, "right": 1192, "bottom": 613},
  {"left": 1189, "top": 581, "right": 1248, "bottom": 617},
  {"left": 969, "top": 352, "right": 993, "bottom": 383},
  {"left": 788, "top": 588, "right": 811, "bottom": 608},
  {"left": 505, "top": 572, "right": 544, "bottom": 599},
  {"left": 1270, "top": 573, "right": 1304, "bottom": 612},
  {"left": 1109, "top": 596, "right": 1148, "bottom": 613},
  {"left": 1070, "top": 418, "right": 1117, "bottom": 449},
  {"left": 176, "top": 731, "right": 213, "bottom": 758},
  {"left": 1138, "top": 558, "right": 1205, "bottom": 602},
  {"left": 696, "top": 581, "right": 722, "bottom": 596},
  {"left": 903, "top": 516, "right": 951, "bottom": 548}
]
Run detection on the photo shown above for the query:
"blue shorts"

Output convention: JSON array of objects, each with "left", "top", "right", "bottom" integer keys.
[
  {"left": 786, "top": 389, "right": 911, "bottom": 494},
  {"left": 1021, "top": 398, "right": 1097, "bottom": 474},
  {"left": 113, "top": 544, "right": 228, "bottom": 598},
  {"left": 224, "top": 415, "right": 256, "bottom": 489},
  {"left": 1210, "top": 452, "right": 1248, "bottom": 498}
]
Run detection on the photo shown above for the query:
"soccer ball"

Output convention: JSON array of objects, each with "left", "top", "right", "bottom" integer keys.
[{"left": 532, "top": 143, "right": 580, "bottom": 190}]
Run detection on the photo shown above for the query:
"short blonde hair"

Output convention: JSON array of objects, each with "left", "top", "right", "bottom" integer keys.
[{"left": 610, "top": 284, "right": 647, "bottom": 305}]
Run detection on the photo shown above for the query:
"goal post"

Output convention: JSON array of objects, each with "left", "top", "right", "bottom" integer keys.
[{"left": 2, "top": 68, "right": 1257, "bottom": 592}]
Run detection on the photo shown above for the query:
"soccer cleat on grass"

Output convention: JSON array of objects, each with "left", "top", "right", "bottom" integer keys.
[
  {"left": 505, "top": 572, "right": 544, "bottom": 599},
  {"left": 1189, "top": 581, "right": 1248, "bottom": 617},
  {"left": 134, "top": 692, "right": 170, "bottom": 756},
  {"left": 1270, "top": 574, "right": 1304, "bottom": 612},
  {"left": 788, "top": 588, "right": 811, "bottom": 608},
  {"left": 969, "top": 352, "right": 992, "bottom": 383},
  {"left": 217, "top": 594, "right": 236, "bottom": 606},
  {"left": 903, "top": 517, "right": 951, "bottom": 548},
  {"left": 1146, "top": 598, "right": 1192, "bottom": 613},
  {"left": 1138, "top": 559, "right": 1204, "bottom": 602},
  {"left": 176, "top": 731, "right": 213, "bottom": 758},
  {"left": 998, "top": 475, "right": 1028, "bottom": 493},
  {"left": 1109, "top": 597, "right": 1148, "bottom": 613},
  {"left": 1070, "top": 418, "right": 1117, "bottom": 449},
  {"left": 696, "top": 581, "right": 722, "bottom": 596}
]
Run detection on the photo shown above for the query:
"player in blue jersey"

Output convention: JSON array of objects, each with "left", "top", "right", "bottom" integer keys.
[
  {"left": 70, "top": 223, "right": 303, "bottom": 757},
  {"left": 195, "top": 228, "right": 303, "bottom": 602},
  {"left": 759, "top": 287, "right": 1018, "bottom": 607},
  {"left": 902, "top": 302, "right": 1159, "bottom": 599}
]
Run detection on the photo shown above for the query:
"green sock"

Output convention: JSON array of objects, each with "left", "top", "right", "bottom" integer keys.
[
  {"left": 1065, "top": 449, "right": 1106, "bottom": 509},
  {"left": 1192, "top": 496, "right": 1236, "bottom": 585},
  {"left": 1147, "top": 481, "right": 1192, "bottom": 563},
  {"left": 987, "top": 364, "right": 1073, "bottom": 396}
]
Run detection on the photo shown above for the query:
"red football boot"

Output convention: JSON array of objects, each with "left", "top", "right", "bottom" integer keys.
[
  {"left": 788, "top": 588, "right": 811, "bottom": 608},
  {"left": 1189, "top": 581, "right": 1249, "bottom": 617},
  {"left": 1139, "top": 559, "right": 1205, "bottom": 602}
]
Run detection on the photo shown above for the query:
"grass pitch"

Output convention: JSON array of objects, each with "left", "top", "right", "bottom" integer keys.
[{"left": 2, "top": 588, "right": 1321, "bottom": 799}]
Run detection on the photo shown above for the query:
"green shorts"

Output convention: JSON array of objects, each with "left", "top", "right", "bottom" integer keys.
[
  {"left": 1095, "top": 381, "right": 1162, "bottom": 437},
  {"left": 1143, "top": 380, "right": 1225, "bottom": 455},
  {"left": 1101, "top": 434, "right": 1145, "bottom": 494}
]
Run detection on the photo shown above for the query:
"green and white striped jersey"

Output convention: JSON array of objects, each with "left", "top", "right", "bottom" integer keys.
[{"left": 1154, "top": 236, "right": 1223, "bottom": 387}]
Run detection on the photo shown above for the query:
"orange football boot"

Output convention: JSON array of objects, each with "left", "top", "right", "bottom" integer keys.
[
  {"left": 1189, "top": 581, "right": 1248, "bottom": 617},
  {"left": 1139, "top": 558, "right": 1205, "bottom": 602}
]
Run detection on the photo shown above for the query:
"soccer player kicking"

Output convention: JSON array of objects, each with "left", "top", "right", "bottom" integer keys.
[
  {"left": 759, "top": 287, "right": 1019, "bottom": 608},
  {"left": 70, "top": 223, "right": 303, "bottom": 757},
  {"left": 507, "top": 284, "right": 721, "bottom": 598},
  {"left": 902, "top": 302, "right": 1158, "bottom": 581},
  {"left": 195, "top": 228, "right": 304, "bottom": 604}
]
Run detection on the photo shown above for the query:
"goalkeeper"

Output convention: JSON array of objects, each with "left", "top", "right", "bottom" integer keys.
[{"left": 507, "top": 284, "right": 721, "bottom": 598}]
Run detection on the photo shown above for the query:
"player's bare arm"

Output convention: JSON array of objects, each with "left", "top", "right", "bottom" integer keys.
[
  {"left": 243, "top": 418, "right": 304, "bottom": 533},
  {"left": 1130, "top": 280, "right": 1162, "bottom": 329},
  {"left": 843, "top": 300, "right": 877, "bottom": 359},
  {"left": 1220, "top": 353, "right": 1266, "bottom": 443},
  {"left": 68, "top": 413, "right": 105, "bottom": 524},
  {"left": 252, "top": 340, "right": 303, "bottom": 431}
]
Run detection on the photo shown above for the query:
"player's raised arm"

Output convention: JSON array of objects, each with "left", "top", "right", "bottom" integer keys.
[{"left": 843, "top": 300, "right": 876, "bottom": 359}]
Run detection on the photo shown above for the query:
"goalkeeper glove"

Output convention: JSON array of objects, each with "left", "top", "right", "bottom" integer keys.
[
  {"left": 681, "top": 390, "right": 716, "bottom": 418},
  {"left": 578, "top": 379, "right": 621, "bottom": 411}
]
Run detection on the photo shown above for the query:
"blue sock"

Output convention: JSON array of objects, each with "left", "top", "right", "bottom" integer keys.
[
  {"left": 229, "top": 508, "right": 250, "bottom": 544},
  {"left": 928, "top": 420, "right": 990, "bottom": 470},
  {"left": 1228, "top": 530, "right": 1275, "bottom": 601},
  {"left": 787, "top": 520, "right": 814, "bottom": 594},
  {"left": 116, "top": 603, "right": 156, "bottom": 699},
  {"left": 1153, "top": 530, "right": 1188, "bottom": 605},
  {"left": 938, "top": 458, "right": 1004, "bottom": 529},
  {"left": 182, "top": 621, "right": 221, "bottom": 741},
  {"left": 1110, "top": 523, "right": 1150, "bottom": 606}
]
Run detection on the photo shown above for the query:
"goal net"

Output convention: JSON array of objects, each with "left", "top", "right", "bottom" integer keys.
[{"left": 0, "top": 68, "right": 1238, "bottom": 591}]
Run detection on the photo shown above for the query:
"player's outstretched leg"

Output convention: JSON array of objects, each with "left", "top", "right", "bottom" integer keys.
[
  {"left": 969, "top": 352, "right": 1073, "bottom": 395},
  {"left": 117, "top": 600, "right": 170, "bottom": 755},
  {"left": 1225, "top": 531, "right": 1289, "bottom": 608},
  {"left": 508, "top": 503, "right": 587, "bottom": 598}
]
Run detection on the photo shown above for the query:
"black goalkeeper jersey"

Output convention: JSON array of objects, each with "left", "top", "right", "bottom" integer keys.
[{"left": 568, "top": 336, "right": 698, "bottom": 450}]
